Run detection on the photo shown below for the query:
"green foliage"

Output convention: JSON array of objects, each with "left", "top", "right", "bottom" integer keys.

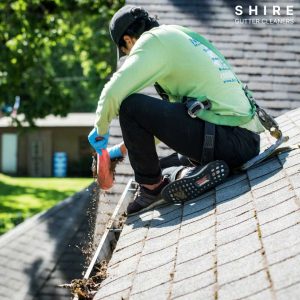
[{"left": 0, "top": 0, "right": 124, "bottom": 124}]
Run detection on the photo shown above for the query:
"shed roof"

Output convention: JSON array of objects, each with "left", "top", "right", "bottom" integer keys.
[
  {"left": 94, "top": 107, "right": 300, "bottom": 300},
  {"left": 0, "top": 113, "right": 95, "bottom": 128}
]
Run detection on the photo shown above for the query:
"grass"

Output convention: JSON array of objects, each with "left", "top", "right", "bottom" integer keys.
[{"left": 0, "top": 173, "right": 93, "bottom": 235}]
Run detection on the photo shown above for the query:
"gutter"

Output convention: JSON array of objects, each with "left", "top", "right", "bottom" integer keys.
[{"left": 72, "top": 179, "right": 136, "bottom": 300}]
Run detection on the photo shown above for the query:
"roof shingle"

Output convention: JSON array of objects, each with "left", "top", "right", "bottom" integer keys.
[
  {"left": 0, "top": 184, "right": 97, "bottom": 300},
  {"left": 94, "top": 107, "right": 300, "bottom": 300}
]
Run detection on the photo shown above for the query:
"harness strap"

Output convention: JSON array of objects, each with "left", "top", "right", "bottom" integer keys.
[
  {"left": 154, "top": 82, "right": 169, "bottom": 101},
  {"left": 183, "top": 98, "right": 215, "bottom": 165},
  {"left": 154, "top": 84, "right": 216, "bottom": 166},
  {"left": 201, "top": 122, "right": 215, "bottom": 165},
  {"left": 243, "top": 85, "right": 282, "bottom": 139}
]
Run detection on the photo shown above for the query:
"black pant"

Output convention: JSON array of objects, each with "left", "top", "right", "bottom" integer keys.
[{"left": 119, "top": 93, "right": 260, "bottom": 184}]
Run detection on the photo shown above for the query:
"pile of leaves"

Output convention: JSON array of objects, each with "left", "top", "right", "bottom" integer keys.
[{"left": 60, "top": 260, "right": 108, "bottom": 299}]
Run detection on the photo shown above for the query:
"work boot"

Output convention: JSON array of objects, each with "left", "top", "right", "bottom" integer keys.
[
  {"left": 127, "top": 177, "right": 170, "bottom": 215},
  {"left": 162, "top": 160, "right": 229, "bottom": 203}
]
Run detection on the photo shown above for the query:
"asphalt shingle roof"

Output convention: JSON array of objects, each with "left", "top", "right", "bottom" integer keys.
[
  {"left": 2, "top": 1, "right": 299, "bottom": 298},
  {"left": 0, "top": 184, "right": 96, "bottom": 300},
  {"left": 94, "top": 108, "right": 300, "bottom": 300}
]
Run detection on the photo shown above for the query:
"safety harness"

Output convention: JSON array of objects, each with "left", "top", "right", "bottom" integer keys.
[
  {"left": 154, "top": 82, "right": 216, "bottom": 165},
  {"left": 183, "top": 97, "right": 215, "bottom": 165},
  {"left": 154, "top": 82, "right": 288, "bottom": 168}
]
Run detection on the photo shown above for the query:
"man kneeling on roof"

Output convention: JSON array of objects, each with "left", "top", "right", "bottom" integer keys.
[{"left": 88, "top": 5, "right": 264, "bottom": 215}]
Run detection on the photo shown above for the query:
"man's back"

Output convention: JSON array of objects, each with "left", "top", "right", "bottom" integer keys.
[
  {"left": 146, "top": 24, "right": 244, "bottom": 103},
  {"left": 133, "top": 24, "right": 263, "bottom": 131}
]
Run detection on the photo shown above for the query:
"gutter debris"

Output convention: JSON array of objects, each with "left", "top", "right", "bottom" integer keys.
[
  {"left": 59, "top": 179, "right": 136, "bottom": 300},
  {"left": 59, "top": 260, "right": 108, "bottom": 300}
]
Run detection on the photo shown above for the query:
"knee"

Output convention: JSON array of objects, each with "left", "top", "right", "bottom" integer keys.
[{"left": 119, "top": 93, "right": 141, "bottom": 117}]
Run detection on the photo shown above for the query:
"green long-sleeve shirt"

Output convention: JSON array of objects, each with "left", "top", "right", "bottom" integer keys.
[{"left": 95, "top": 25, "right": 264, "bottom": 135}]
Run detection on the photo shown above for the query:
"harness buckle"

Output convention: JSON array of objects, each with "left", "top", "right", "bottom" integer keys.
[{"left": 186, "top": 100, "right": 205, "bottom": 118}]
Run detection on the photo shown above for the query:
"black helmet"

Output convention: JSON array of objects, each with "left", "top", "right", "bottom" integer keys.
[{"left": 109, "top": 5, "right": 151, "bottom": 59}]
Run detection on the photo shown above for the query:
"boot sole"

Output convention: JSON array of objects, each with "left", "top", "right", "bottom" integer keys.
[{"left": 161, "top": 160, "right": 229, "bottom": 203}]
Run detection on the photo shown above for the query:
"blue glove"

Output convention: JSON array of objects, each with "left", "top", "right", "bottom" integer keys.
[
  {"left": 88, "top": 128, "right": 109, "bottom": 155},
  {"left": 108, "top": 144, "right": 123, "bottom": 159}
]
